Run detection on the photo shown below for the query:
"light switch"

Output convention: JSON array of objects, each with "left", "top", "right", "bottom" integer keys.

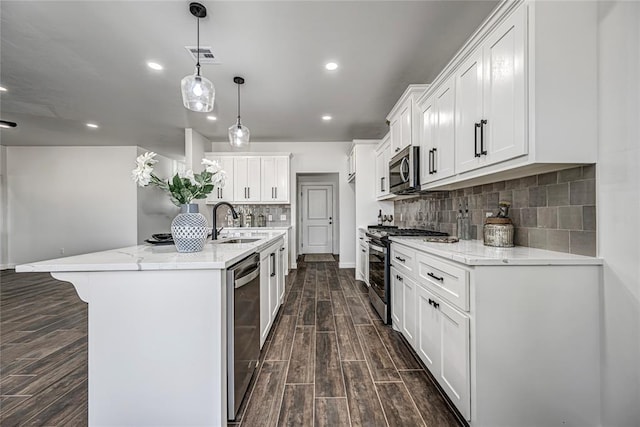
[
  {"left": 268, "top": 214, "right": 273, "bottom": 221},
  {"left": 280, "top": 214, "right": 286, "bottom": 221}
]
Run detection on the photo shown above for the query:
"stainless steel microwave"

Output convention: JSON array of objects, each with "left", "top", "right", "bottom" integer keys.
[{"left": 389, "top": 145, "right": 420, "bottom": 194}]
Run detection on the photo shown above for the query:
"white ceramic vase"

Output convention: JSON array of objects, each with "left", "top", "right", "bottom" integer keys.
[{"left": 171, "top": 204, "right": 209, "bottom": 253}]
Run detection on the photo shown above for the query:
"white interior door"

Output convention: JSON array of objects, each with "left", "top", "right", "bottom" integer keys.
[{"left": 301, "top": 184, "right": 333, "bottom": 254}]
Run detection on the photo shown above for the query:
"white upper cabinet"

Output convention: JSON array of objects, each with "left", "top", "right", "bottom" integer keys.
[
  {"left": 374, "top": 134, "right": 392, "bottom": 199},
  {"left": 420, "top": 1, "right": 596, "bottom": 190},
  {"left": 482, "top": 7, "right": 526, "bottom": 166},
  {"left": 206, "top": 153, "right": 290, "bottom": 204},
  {"left": 387, "top": 85, "right": 429, "bottom": 156},
  {"left": 454, "top": 49, "right": 485, "bottom": 173},
  {"left": 420, "top": 77, "right": 456, "bottom": 184},
  {"left": 455, "top": 5, "right": 526, "bottom": 174},
  {"left": 205, "top": 155, "right": 235, "bottom": 203},
  {"left": 233, "top": 157, "right": 261, "bottom": 202},
  {"left": 261, "top": 156, "right": 289, "bottom": 203}
]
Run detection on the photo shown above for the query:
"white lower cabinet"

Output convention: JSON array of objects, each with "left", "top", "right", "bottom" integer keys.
[
  {"left": 260, "top": 238, "right": 284, "bottom": 348},
  {"left": 416, "top": 283, "right": 470, "bottom": 420},
  {"left": 390, "top": 267, "right": 403, "bottom": 330},
  {"left": 400, "top": 273, "right": 418, "bottom": 347},
  {"left": 391, "top": 239, "right": 601, "bottom": 426},
  {"left": 357, "top": 230, "right": 369, "bottom": 284}
]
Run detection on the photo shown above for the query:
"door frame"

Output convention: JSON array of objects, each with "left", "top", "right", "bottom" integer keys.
[{"left": 297, "top": 181, "right": 336, "bottom": 255}]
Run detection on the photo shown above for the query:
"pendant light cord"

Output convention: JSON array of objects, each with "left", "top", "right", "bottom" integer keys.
[
  {"left": 237, "top": 83, "right": 241, "bottom": 125},
  {"left": 196, "top": 16, "right": 201, "bottom": 75}
]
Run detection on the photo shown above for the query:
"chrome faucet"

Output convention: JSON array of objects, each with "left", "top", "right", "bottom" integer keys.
[{"left": 212, "top": 202, "right": 239, "bottom": 240}]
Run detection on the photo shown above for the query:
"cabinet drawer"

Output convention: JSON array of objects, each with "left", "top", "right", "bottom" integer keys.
[
  {"left": 416, "top": 252, "right": 469, "bottom": 311},
  {"left": 390, "top": 244, "right": 416, "bottom": 277}
]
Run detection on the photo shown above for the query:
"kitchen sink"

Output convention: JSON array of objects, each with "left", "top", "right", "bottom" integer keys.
[{"left": 214, "top": 238, "right": 262, "bottom": 244}]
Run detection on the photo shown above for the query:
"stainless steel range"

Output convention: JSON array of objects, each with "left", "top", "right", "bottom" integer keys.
[{"left": 365, "top": 226, "right": 448, "bottom": 324}]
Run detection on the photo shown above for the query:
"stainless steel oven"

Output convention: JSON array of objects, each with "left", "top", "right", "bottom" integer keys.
[
  {"left": 367, "top": 238, "right": 389, "bottom": 324},
  {"left": 389, "top": 145, "right": 420, "bottom": 194}
]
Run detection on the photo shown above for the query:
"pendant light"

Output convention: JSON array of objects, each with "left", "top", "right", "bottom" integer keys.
[
  {"left": 228, "top": 76, "right": 250, "bottom": 148},
  {"left": 180, "top": 2, "right": 215, "bottom": 112}
]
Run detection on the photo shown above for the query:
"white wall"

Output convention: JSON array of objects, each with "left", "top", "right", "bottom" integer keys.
[
  {"left": 185, "top": 129, "right": 211, "bottom": 222},
  {"left": 597, "top": 2, "right": 640, "bottom": 425},
  {"left": 297, "top": 173, "right": 340, "bottom": 255},
  {"left": 7, "top": 146, "right": 138, "bottom": 265},
  {"left": 136, "top": 147, "right": 179, "bottom": 244},
  {"left": 0, "top": 145, "right": 8, "bottom": 268},
  {"left": 210, "top": 141, "right": 355, "bottom": 268}
]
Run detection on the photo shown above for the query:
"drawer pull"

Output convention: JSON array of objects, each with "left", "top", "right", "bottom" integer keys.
[
  {"left": 428, "top": 298, "right": 440, "bottom": 309},
  {"left": 427, "top": 272, "right": 444, "bottom": 282},
  {"left": 396, "top": 275, "right": 403, "bottom": 282},
  {"left": 395, "top": 256, "right": 406, "bottom": 263}
]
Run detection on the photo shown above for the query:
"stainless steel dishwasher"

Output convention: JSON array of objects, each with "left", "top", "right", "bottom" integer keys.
[{"left": 226, "top": 253, "right": 261, "bottom": 420}]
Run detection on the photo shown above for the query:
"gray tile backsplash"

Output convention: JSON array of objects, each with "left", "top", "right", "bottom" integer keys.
[
  {"left": 394, "top": 165, "right": 597, "bottom": 256},
  {"left": 214, "top": 204, "right": 291, "bottom": 228}
]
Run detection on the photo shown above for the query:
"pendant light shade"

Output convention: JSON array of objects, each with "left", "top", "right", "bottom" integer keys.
[
  {"left": 229, "top": 76, "right": 250, "bottom": 148},
  {"left": 181, "top": 2, "right": 215, "bottom": 112},
  {"left": 181, "top": 69, "right": 215, "bottom": 112}
]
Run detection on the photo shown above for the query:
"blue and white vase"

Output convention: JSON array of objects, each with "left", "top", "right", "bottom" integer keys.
[{"left": 171, "top": 204, "right": 209, "bottom": 253}]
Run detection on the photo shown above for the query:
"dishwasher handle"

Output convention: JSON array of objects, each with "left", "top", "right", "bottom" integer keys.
[{"left": 235, "top": 264, "right": 260, "bottom": 289}]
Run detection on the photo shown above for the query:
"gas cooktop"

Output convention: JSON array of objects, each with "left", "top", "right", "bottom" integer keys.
[{"left": 366, "top": 226, "right": 448, "bottom": 239}]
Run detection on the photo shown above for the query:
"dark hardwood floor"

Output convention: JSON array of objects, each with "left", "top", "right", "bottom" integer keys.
[
  {"left": 0, "top": 270, "right": 88, "bottom": 425},
  {"left": 1, "top": 258, "right": 461, "bottom": 426},
  {"left": 232, "top": 257, "right": 462, "bottom": 427}
]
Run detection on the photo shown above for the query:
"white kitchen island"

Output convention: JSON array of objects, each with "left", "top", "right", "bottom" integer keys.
[{"left": 17, "top": 232, "right": 286, "bottom": 427}]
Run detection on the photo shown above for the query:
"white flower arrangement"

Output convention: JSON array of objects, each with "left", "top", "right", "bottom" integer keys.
[{"left": 132, "top": 152, "right": 226, "bottom": 206}]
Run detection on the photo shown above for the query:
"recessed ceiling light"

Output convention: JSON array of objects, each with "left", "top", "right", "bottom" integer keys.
[
  {"left": 325, "top": 62, "right": 338, "bottom": 71},
  {"left": 0, "top": 86, "right": 7, "bottom": 92},
  {"left": 322, "top": 115, "right": 332, "bottom": 121},
  {"left": 86, "top": 123, "right": 99, "bottom": 129},
  {"left": 207, "top": 115, "right": 217, "bottom": 121},
  {"left": 147, "top": 61, "right": 163, "bottom": 71}
]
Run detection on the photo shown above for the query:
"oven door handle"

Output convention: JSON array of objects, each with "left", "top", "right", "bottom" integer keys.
[{"left": 368, "top": 243, "right": 386, "bottom": 253}]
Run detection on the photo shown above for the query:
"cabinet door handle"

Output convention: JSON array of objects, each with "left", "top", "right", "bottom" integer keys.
[
  {"left": 396, "top": 275, "right": 403, "bottom": 282},
  {"left": 274, "top": 187, "right": 277, "bottom": 199},
  {"left": 395, "top": 256, "right": 406, "bottom": 263},
  {"left": 428, "top": 298, "right": 433, "bottom": 306},
  {"left": 381, "top": 177, "right": 384, "bottom": 192},
  {"left": 427, "top": 272, "right": 444, "bottom": 282},
  {"left": 381, "top": 177, "right": 385, "bottom": 192},
  {"left": 395, "top": 147, "right": 400, "bottom": 152},
  {"left": 432, "top": 148, "right": 437, "bottom": 173},
  {"left": 248, "top": 187, "right": 250, "bottom": 199},
  {"left": 480, "top": 119, "right": 488, "bottom": 155},
  {"left": 362, "top": 249, "right": 366, "bottom": 253},
  {"left": 434, "top": 301, "right": 440, "bottom": 309},
  {"left": 270, "top": 253, "right": 276, "bottom": 277},
  {"left": 429, "top": 149, "right": 433, "bottom": 175},
  {"left": 474, "top": 122, "right": 481, "bottom": 158}
]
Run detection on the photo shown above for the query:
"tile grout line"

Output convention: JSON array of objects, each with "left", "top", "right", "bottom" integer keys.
[
  {"left": 273, "top": 262, "right": 310, "bottom": 426},
  {"left": 326, "top": 263, "right": 352, "bottom": 427}
]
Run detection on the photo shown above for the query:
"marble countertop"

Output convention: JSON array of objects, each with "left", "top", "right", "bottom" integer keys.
[
  {"left": 16, "top": 232, "right": 286, "bottom": 273},
  {"left": 221, "top": 226, "right": 291, "bottom": 231},
  {"left": 390, "top": 237, "right": 603, "bottom": 266}
]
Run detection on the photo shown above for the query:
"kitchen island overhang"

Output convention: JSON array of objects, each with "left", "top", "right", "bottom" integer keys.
[{"left": 16, "top": 232, "right": 286, "bottom": 427}]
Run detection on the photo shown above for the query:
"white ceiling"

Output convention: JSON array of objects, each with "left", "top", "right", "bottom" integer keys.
[{"left": 0, "top": 0, "right": 499, "bottom": 158}]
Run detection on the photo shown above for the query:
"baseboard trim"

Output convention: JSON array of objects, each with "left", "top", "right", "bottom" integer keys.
[{"left": 338, "top": 262, "right": 355, "bottom": 269}]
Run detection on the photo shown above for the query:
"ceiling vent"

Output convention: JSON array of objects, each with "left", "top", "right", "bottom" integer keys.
[{"left": 184, "top": 46, "right": 219, "bottom": 64}]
